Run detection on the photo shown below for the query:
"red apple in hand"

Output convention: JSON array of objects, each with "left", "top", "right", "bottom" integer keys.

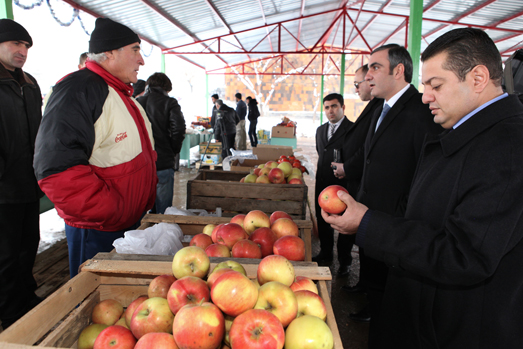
[
  {"left": 273, "top": 236, "right": 305, "bottom": 261},
  {"left": 271, "top": 218, "right": 299, "bottom": 239},
  {"left": 135, "top": 332, "right": 178, "bottom": 349},
  {"left": 269, "top": 211, "right": 292, "bottom": 225},
  {"left": 92, "top": 299, "right": 124, "bottom": 326},
  {"left": 232, "top": 239, "right": 262, "bottom": 259},
  {"left": 172, "top": 302, "right": 225, "bottom": 349},
  {"left": 148, "top": 275, "right": 177, "bottom": 299},
  {"left": 249, "top": 227, "right": 277, "bottom": 257},
  {"left": 205, "top": 243, "right": 231, "bottom": 258},
  {"left": 93, "top": 325, "right": 136, "bottom": 349},
  {"left": 167, "top": 276, "right": 210, "bottom": 315},
  {"left": 211, "top": 271, "right": 258, "bottom": 317},
  {"left": 216, "top": 223, "right": 248, "bottom": 249},
  {"left": 318, "top": 185, "right": 349, "bottom": 214},
  {"left": 229, "top": 309, "right": 285, "bottom": 349},
  {"left": 189, "top": 233, "right": 213, "bottom": 250}
]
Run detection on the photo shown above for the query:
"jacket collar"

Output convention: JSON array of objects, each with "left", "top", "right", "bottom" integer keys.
[
  {"left": 86, "top": 60, "right": 133, "bottom": 97},
  {"left": 0, "top": 62, "right": 34, "bottom": 86},
  {"left": 428, "top": 94, "right": 523, "bottom": 157}
]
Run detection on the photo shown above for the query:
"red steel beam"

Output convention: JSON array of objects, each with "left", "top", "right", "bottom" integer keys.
[
  {"left": 345, "top": 0, "right": 391, "bottom": 48},
  {"left": 295, "top": 0, "right": 306, "bottom": 51},
  {"left": 317, "top": 0, "right": 350, "bottom": 48}
]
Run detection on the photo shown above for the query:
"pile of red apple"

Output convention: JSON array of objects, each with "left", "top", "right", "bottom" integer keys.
[
  {"left": 240, "top": 156, "right": 307, "bottom": 185},
  {"left": 77, "top": 252, "right": 334, "bottom": 349},
  {"left": 191, "top": 210, "right": 305, "bottom": 262}
]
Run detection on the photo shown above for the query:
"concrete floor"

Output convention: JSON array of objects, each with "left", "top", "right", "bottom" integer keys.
[{"left": 174, "top": 137, "right": 369, "bottom": 349}]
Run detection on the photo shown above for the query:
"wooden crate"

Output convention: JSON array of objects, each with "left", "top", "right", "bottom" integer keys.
[
  {"left": 0, "top": 254, "right": 342, "bottom": 349},
  {"left": 139, "top": 214, "right": 313, "bottom": 262},
  {"left": 187, "top": 170, "right": 308, "bottom": 220}
]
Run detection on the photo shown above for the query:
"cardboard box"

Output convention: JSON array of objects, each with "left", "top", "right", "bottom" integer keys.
[
  {"left": 259, "top": 138, "right": 270, "bottom": 145},
  {"left": 272, "top": 126, "right": 296, "bottom": 138},
  {"left": 252, "top": 144, "right": 293, "bottom": 160},
  {"left": 199, "top": 141, "right": 222, "bottom": 155},
  {"left": 200, "top": 154, "right": 221, "bottom": 164}
]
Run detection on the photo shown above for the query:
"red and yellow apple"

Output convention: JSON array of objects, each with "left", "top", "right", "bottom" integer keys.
[
  {"left": 130, "top": 297, "right": 174, "bottom": 339},
  {"left": 269, "top": 211, "right": 292, "bottom": 225},
  {"left": 167, "top": 276, "right": 210, "bottom": 315},
  {"left": 211, "top": 271, "right": 258, "bottom": 317},
  {"left": 230, "top": 214, "right": 246, "bottom": 228},
  {"left": 171, "top": 246, "right": 210, "bottom": 279},
  {"left": 172, "top": 302, "right": 225, "bottom": 349},
  {"left": 271, "top": 218, "right": 299, "bottom": 239},
  {"left": 256, "top": 175, "right": 270, "bottom": 184},
  {"left": 148, "top": 274, "right": 177, "bottom": 299},
  {"left": 189, "top": 233, "right": 213, "bottom": 250},
  {"left": 202, "top": 224, "right": 215, "bottom": 237},
  {"left": 268, "top": 168, "right": 285, "bottom": 184},
  {"left": 124, "top": 296, "right": 148, "bottom": 327},
  {"left": 254, "top": 281, "right": 298, "bottom": 327},
  {"left": 232, "top": 239, "right": 262, "bottom": 259},
  {"left": 205, "top": 243, "right": 231, "bottom": 258},
  {"left": 290, "top": 276, "right": 318, "bottom": 294},
  {"left": 294, "top": 290, "right": 327, "bottom": 321},
  {"left": 134, "top": 332, "right": 178, "bottom": 349},
  {"left": 229, "top": 309, "right": 285, "bottom": 349},
  {"left": 277, "top": 162, "right": 293, "bottom": 178},
  {"left": 257, "top": 255, "right": 295, "bottom": 286},
  {"left": 92, "top": 299, "right": 124, "bottom": 326},
  {"left": 93, "top": 325, "right": 136, "bottom": 349},
  {"left": 273, "top": 236, "right": 305, "bottom": 261},
  {"left": 78, "top": 324, "right": 109, "bottom": 349},
  {"left": 284, "top": 315, "right": 333, "bottom": 349},
  {"left": 244, "top": 210, "right": 270, "bottom": 235},
  {"left": 216, "top": 223, "right": 248, "bottom": 249}
]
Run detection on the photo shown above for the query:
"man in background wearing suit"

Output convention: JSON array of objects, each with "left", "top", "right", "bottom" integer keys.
[
  {"left": 313, "top": 93, "right": 353, "bottom": 276},
  {"left": 354, "top": 44, "right": 442, "bottom": 346}
]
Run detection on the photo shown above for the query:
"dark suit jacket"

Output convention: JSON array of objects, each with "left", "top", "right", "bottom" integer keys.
[
  {"left": 357, "top": 85, "right": 443, "bottom": 216},
  {"left": 315, "top": 116, "right": 353, "bottom": 200},
  {"left": 341, "top": 97, "right": 383, "bottom": 196}
]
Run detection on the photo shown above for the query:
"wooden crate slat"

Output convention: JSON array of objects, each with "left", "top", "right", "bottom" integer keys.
[
  {"left": 0, "top": 272, "right": 100, "bottom": 346},
  {"left": 319, "top": 280, "right": 343, "bottom": 349},
  {"left": 190, "top": 196, "right": 303, "bottom": 215},
  {"left": 98, "top": 285, "right": 149, "bottom": 306},
  {"left": 189, "top": 182, "right": 306, "bottom": 201}
]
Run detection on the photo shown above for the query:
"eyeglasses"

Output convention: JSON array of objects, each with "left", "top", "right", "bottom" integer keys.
[{"left": 354, "top": 80, "right": 366, "bottom": 89}]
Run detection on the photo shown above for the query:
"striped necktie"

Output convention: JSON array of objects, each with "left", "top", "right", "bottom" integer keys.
[{"left": 328, "top": 123, "right": 337, "bottom": 140}]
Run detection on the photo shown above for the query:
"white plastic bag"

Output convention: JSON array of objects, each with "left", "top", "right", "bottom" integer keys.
[
  {"left": 113, "top": 222, "right": 184, "bottom": 255},
  {"left": 164, "top": 206, "right": 222, "bottom": 217}
]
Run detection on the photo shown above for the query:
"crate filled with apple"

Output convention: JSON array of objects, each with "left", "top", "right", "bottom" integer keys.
[
  {"left": 186, "top": 170, "right": 308, "bottom": 219},
  {"left": 139, "top": 209, "right": 313, "bottom": 261},
  {"left": 0, "top": 249, "right": 341, "bottom": 349},
  {"left": 241, "top": 155, "right": 307, "bottom": 185},
  {"left": 230, "top": 154, "right": 308, "bottom": 175}
]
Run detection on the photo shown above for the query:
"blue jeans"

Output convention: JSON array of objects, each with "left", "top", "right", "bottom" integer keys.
[
  {"left": 65, "top": 218, "right": 142, "bottom": 278},
  {"left": 155, "top": 168, "right": 175, "bottom": 214}
]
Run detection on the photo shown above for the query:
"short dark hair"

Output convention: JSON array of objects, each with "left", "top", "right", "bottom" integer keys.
[
  {"left": 79, "top": 52, "right": 88, "bottom": 65},
  {"left": 235, "top": 93, "right": 242, "bottom": 99},
  {"left": 421, "top": 28, "right": 503, "bottom": 87},
  {"left": 372, "top": 44, "right": 413, "bottom": 83},
  {"left": 132, "top": 79, "right": 146, "bottom": 98},
  {"left": 356, "top": 64, "right": 369, "bottom": 76},
  {"left": 216, "top": 99, "right": 224, "bottom": 106},
  {"left": 146, "top": 72, "right": 172, "bottom": 92},
  {"left": 211, "top": 94, "right": 219, "bottom": 99},
  {"left": 323, "top": 93, "right": 344, "bottom": 106},
  {"left": 246, "top": 96, "right": 252, "bottom": 101}
]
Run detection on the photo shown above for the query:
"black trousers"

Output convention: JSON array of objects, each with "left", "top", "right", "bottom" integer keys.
[
  {"left": 0, "top": 201, "right": 40, "bottom": 324},
  {"left": 217, "top": 133, "right": 236, "bottom": 159},
  {"left": 248, "top": 119, "right": 258, "bottom": 146},
  {"left": 315, "top": 199, "right": 354, "bottom": 265}
]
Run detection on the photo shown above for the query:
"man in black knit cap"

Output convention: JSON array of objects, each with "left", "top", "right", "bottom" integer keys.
[
  {"left": 0, "top": 18, "right": 43, "bottom": 330},
  {"left": 34, "top": 18, "right": 157, "bottom": 279}
]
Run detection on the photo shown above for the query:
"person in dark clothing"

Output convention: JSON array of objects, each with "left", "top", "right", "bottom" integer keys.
[
  {"left": 211, "top": 99, "right": 239, "bottom": 159},
  {"left": 246, "top": 96, "right": 260, "bottom": 147},
  {"left": 234, "top": 92, "right": 247, "bottom": 150},
  {"left": 0, "top": 19, "right": 43, "bottom": 330},
  {"left": 137, "top": 73, "right": 185, "bottom": 214},
  {"left": 210, "top": 93, "right": 218, "bottom": 119},
  {"left": 132, "top": 79, "right": 146, "bottom": 98}
]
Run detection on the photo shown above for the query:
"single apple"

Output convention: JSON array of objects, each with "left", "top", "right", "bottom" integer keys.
[
  {"left": 294, "top": 290, "right": 327, "bottom": 321},
  {"left": 269, "top": 211, "right": 292, "bottom": 225},
  {"left": 290, "top": 167, "right": 302, "bottom": 177},
  {"left": 92, "top": 299, "right": 124, "bottom": 326},
  {"left": 268, "top": 168, "right": 285, "bottom": 184},
  {"left": 254, "top": 281, "right": 298, "bottom": 327},
  {"left": 130, "top": 297, "right": 175, "bottom": 339},
  {"left": 257, "top": 164, "right": 265, "bottom": 169},
  {"left": 148, "top": 274, "right": 177, "bottom": 299},
  {"left": 78, "top": 324, "right": 109, "bottom": 349},
  {"left": 244, "top": 210, "right": 270, "bottom": 235},
  {"left": 259, "top": 167, "right": 271, "bottom": 177},
  {"left": 230, "top": 214, "right": 246, "bottom": 228},
  {"left": 273, "top": 236, "right": 305, "bottom": 261},
  {"left": 288, "top": 178, "right": 304, "bottom": 185},
  {"left": 229, "top": 309, "right": 285, "bottom": 349},
  {"left": 284, "top": 315, "right": 333, "bottom": 349},
  {"left": 172, "top": 302, "right": 225, "bottom": 349},
  {"left": 265, "top": 161, "right": 278, "bottom": 169},
  {"left": 244, "top": 174, "right": 258, "bottom": 183},
  {"left": 211, "top": 260, "right": 247, "bottom": 276},
  {"left": 257, "top": 255, "right": 295, "bottom": 286},
  {"left": 318, "top": 185, "right": 349, "bottom": 214},
  {"left": 271, "top": 218, "right": 299, "bottom": 239},
  {"left": 189, "top": 233, "right": 213, "bottom": 250},
  {"left": 253, "top": 168, "right": 262, "bottom": 176},
  {"left": 249, "top": 227, "right": 277, "bottom": 257},
  {"left": 232, "top": 239, "right": 262, "bottom": 259},
  {"left": 206, "top": 267, "right": 234, "bottom": 289},
  {"left": 290, "top": 276, "right": 318, "bottom": 294},
  {"left": 211, "top": 270, "right": 258, "bottom": 317},
  {"left": 277, "top": 162, "right": 293, "bottom": 178},
  {"left": 202, "top": 224, "right": 215, "bottom": 237},
  {"left": 211, "top": 223, "right": 226, "bottom": 243},
  {"left": 171, "top": 246, "right": 210, "bottom": 279},
  {"left": 256, "top": 174, "right": 270, "bottom": 184},
  {"left": 205, "top": 243, "right": 231, "bottom": 258},
  {"left": 286, "top": 174, "right": 302, "bottom": 182},
  {"left": 135, "top": 332, "right": 179, "bottom": 349},
  {"left": 167, "top": 276, "right": 210, "bottom": 315},
  {"left": 124, "top": 296, "right": 148, "bottom": 327},
  {"left": 216, "top": 223, "right": 249, "bottom": 249},
  {"left": 93, "top": 325, "right": 136, "bottom": 349}
]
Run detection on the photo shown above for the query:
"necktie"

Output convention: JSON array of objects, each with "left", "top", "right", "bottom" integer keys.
[
  {"left": 328, "top": 123, "right": 337, "bottom": 141},
  {"left": 375, "top": 103, "right": 391, "bottom": 132}
]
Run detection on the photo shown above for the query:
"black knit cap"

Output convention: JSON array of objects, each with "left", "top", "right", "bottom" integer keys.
[
  {"left": 89, "top": 18, "right": 140, "bottom": 54},
  {"left": 0, "top": 19, "right": 33, "bottom": 47}
]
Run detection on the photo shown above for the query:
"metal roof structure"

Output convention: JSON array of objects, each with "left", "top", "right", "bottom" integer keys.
[{"left": 61, "top": 0, "right": 523, "bottom": 74}]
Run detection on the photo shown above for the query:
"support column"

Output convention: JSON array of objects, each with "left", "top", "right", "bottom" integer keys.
[
  {"left": 320, "top": 74, "right": 325, "bottom": 124},
  {"left": 408, "top": 0, "right": 423, "bottom": 87},
  {"left": 206, "top": 74, "right": 209, "bottom": 117},
  {"left": 340, "top": 53, "right": 346, "bottom": 96},
  {"left": 161, "top": 53, "right": 165, "bottom": 73},
  {"left": 1, "top": 0, "right": 13, "bottom": 19}
]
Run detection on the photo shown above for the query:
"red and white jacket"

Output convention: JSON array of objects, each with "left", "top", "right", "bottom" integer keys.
[{"left": 34, "top": 61, "right": 157, "bottom": 231}]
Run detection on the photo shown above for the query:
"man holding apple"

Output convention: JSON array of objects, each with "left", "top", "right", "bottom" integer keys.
[{"left": 322, "top": 28, "right": 523, "bottom": 348}]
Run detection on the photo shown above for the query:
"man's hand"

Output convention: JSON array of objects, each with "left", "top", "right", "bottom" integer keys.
[
  {"left": 321, "top": 190, "right": 368, "bottom": 235},
  {"left": 331, "top": 162, "right": 345, "bottom": 179}
]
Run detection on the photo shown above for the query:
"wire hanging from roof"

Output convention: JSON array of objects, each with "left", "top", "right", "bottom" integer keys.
[{"left": 13, "top": 0, "right": 43, "bottom": 10}]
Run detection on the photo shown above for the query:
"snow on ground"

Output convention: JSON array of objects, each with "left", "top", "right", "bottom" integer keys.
[{"left": 39, "top": 209, "right": 65, "bottom": 253}]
